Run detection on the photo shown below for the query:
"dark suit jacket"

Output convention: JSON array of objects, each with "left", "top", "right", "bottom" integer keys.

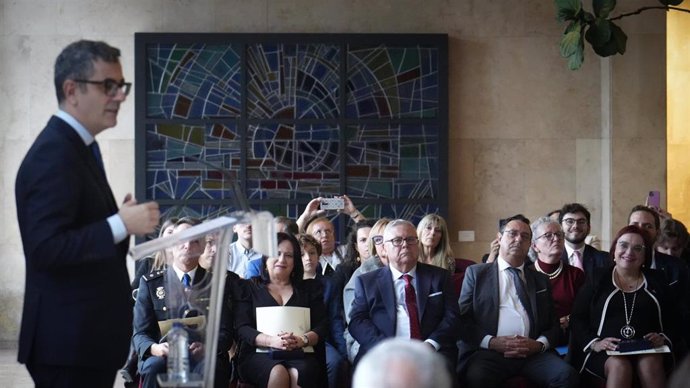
[
  {"left": 132, "top": 266, "right": 209, "bottom": 364},
  {"left": 349, "top": 263, "right": 460, "bottom": 363},
  {"left": 457, "top": 262, "right": 559, "bottom": 372},
  {"left": 561, "top": 244, "right": 612, "bottom": 275},
  {"left": 15, "top": 116, "right": 131, "bottom": 369}
]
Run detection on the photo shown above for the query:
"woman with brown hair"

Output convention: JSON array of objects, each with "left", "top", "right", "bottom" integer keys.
[{"left": 569, "top": 225, "right": 678, "bottom": 388}]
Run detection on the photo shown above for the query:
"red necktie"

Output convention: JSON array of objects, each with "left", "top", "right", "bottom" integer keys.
[{"left": 402, "top": 274, "right": 422, "bottom": 340}]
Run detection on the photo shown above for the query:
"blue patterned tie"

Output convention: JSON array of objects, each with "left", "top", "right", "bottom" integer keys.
[
  {"left": 507, "top": 267, "right": 535, "bottom": 332},
  {"left": 182, "top": 273, "right": 191, "bottom": 289},
  {"left": 90, "top": 141, "right": 106, "bottom": 176}
]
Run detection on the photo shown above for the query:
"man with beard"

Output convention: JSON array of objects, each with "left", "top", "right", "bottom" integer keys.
[
  {"left": 457, "top": 214, "right": 578, "bottom": 388},
  {"left": 558, "top": 203, "right": 610, "bottom": 275}
]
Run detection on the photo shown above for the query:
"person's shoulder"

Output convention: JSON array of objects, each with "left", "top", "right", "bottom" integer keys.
[
  {"left": 142, "top": 268, "right": 166, "bottom": 282},
  {"left": 359, "top": 265, "right": 388, "bottom": 283}
]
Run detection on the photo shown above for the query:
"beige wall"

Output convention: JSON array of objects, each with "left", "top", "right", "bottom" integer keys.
[{"left": 0, "top": 0, "right": 667, "bottom": 342}]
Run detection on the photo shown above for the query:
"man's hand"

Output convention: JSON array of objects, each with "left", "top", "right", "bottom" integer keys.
[
  {"left": 489, "top": 336, "right": 542, "bottom": 358},
  {"left": 296, "top": 197, "right": 325, "bottom": 232},
  {"left": 119, "top": 193, "right": 160, "bottom": 236},
  {"left": 150, "top": 342, "right": 169, "bottom": 357},
  {"left": 189, "top": 341, "right": 204, "bottom": 361}
]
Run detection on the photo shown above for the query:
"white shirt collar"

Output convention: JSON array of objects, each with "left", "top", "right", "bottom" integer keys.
[
  {"left": 497, "top": 257, "right": 526, "bottom": 272},
  {"left": 389, "top": 263, "right": 418, "bottom": 280},
  {"left": 55, "top": 109, "right": 95, "bottom": 146},
  {"left": 171, "top": 264, "right": 199, "bottom": 283}
]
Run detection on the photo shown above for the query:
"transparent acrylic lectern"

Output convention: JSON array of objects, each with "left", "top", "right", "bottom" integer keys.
[{"left": 129, "top": 211, "right": 277, "bottom": 387}]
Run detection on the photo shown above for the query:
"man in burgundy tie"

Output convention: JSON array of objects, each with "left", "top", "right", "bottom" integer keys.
[{"left": 349, "top": 219, "right": 460, "bottom": 376}]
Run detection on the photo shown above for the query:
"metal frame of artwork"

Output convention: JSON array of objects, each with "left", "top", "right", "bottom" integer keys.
[{"left": 135, "top": 33, "right": 448, "bottom": 240}]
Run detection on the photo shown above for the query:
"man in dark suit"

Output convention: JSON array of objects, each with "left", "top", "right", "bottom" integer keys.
[
  {"left": 15, "top": 40, "right": 160, "bottom": 387},
  {"left": 457, "top": 215, "right": 578, "bottom": 388},
  {"left": 558, "top": 203, "right": 611, "bottom": 275},
  {"left": 349, "top": 219, "right": 460, "bottom": 370},
  {"left": 133, "top": 217, "right": 236, "bottom": 388}
]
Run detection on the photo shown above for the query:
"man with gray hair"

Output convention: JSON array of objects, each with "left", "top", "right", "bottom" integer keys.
[
  {"left": 349, "top": 219, "right": 460, "bottom": 374},
  {"left": 352, "top": 338, "right": 451, "bottom": 388}
]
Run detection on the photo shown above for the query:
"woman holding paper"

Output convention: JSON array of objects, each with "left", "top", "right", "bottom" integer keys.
[
  {"left": 569, "top": 225, "right": 677, "bottom": 388},
  {"left": 235, "top": 232, "right": 328, "bottom": 388}
]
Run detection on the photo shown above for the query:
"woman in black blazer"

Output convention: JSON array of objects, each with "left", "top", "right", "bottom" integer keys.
[{"left": 569, "top": 225, "right": 678, "bottom": 388}]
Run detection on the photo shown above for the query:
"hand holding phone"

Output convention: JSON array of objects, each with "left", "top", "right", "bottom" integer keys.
[
  {"left": 646, "top": 190, "right": 660, "bottom": 209},
  {"left": 320, "top": 198, "right": 344, "bottom": 211}
]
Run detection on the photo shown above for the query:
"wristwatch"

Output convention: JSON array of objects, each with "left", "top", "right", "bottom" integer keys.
[{"left": 301, "top": 334, "right": 310, "bottom": 347}]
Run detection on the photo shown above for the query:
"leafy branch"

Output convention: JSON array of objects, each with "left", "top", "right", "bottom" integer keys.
[{"left": 556, "top": 0, "right": 687, "bottom": 70}]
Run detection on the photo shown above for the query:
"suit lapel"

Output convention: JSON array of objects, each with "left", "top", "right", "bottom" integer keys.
[
  {"left": 377, "top": 267, "right": 397, "bottom": 333},
  {"left": 416, "top": 264, "right": 431, "bottom": 319},
  {"left": 487, "top": 264, "right": 500, "bottom": 334},
  {"left": 524, "top": 268, "right": 538, "bottom": 338}
]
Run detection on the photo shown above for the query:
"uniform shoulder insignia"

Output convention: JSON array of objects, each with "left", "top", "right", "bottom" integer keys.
[{"left": 143, "top": 269, "right": 165, "bottom": 282}]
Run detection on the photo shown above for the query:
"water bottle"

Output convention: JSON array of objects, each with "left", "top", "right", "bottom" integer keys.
[{"left": 167, "top": 322, "right": 189, "bottom": 383}]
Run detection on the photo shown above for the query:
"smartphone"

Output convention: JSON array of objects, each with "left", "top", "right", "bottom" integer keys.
[
  {"left": 320, "top": 198, "right": 344, "bottom": 210},
  {"left": 646, "top": 190, "right": 660, "bottom": 208}
]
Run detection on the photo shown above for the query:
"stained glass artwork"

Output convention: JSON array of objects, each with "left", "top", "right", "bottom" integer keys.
[
  {"left": 345, "top": 124, "right": 438, "bottom": 199},
  {"left": 146, "top": 43, "right": 242, "bottom": 119},
  {"left": 246, "top": 124, "right": 341, "bottom": 200},
  {"left": 347, "top": 45, "right": 439, "bottom": 119},
  {"left": 146, "top": 123, "right": 242, "bottom": 201},
  {"left": 137, "top": 34, "right": 447, "bottom": 238},
  {"left": 247, "top": 44, "right": 340, "bottom": 119}
]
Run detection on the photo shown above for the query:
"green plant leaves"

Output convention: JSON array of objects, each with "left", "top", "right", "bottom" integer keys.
[
  {"left": 586, "top": 21, "right": 627, "bottom": 56},
  {"left": 560, "top": 21, "right": 585, "bottom": 69},
  {"left": 593, "top": 0, "right": 616, "bottom": 18},
  {"left": 555, "top": 0, "right": 582, "bottom": 21}
]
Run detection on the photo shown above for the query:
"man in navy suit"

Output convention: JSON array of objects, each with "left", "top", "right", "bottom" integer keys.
[
  {"left": 558, "top": 203, "right": 611, "bottom": 275},
  {"left": 349, "top": 219, "right": 460, "bottom": 370},
  {"left": 457, "top": 215, "right": 578, "bottom": 388},
  {"left": 15, "top": 40, "right": 160, "bottom": 387}
]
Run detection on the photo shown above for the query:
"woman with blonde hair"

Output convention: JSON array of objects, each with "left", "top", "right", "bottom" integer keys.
[{"left": 417, "top": 214, "right": 455, "bottom": 271}]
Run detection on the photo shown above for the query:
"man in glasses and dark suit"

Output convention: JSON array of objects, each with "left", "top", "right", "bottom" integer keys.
[{"left": 15, "top": 40, "right": 160, "bottom": 387}]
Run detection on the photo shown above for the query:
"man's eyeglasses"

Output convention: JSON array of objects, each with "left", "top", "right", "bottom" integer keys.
[
  {"left": 562, "top": 218, "right": 587, "bottom": 227},
  {"left": 617, "top": 241, "right": 645, "bottom": 254},
  {"left": 371, "top": 235, "right": 384, "bottom": 245},
  {"left": 536, "top": 231, "right": 565, "bottom": 241},
  {"left": 386, "top": 236, "right": 419, "bottom": 247},
  {"left": 73, "top": 78, "right": 132, "bottom": 97},
  {"left": 502, "top": 229, "right": 531, "bottom": 241}
]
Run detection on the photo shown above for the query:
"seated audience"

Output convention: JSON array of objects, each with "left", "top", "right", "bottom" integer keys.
[
  {"left": 349, "top": 220, "right": 460, "bottom": 376},
  {"left": 458, "top": 214, "right": 578, "bottom": 388},
  {"left": 569, "top": 225, "right": 677, "bottom": 388},
  {"left": 132, "top": 217, "right": 236, "bottom": 388},
  {"left": 298, "top": 233, "right": 348, "bottom": 388},
  {"left": 352, "top": 338, "right": 452, "bottom": 388},
  {"left": 529, "top": 216, "right": 585, "bottom": 347},
  {"left": 343, "top": 218, "right": 391, "bottom": 362},
  {"left": 235, "top": 232, "right": 328, "bottom": 388},
  {"left": 559, "top": 203, "right": 611, "bottom": 275},
  {"left": 417, "top": 214, "right": 455, "bottom": 270}
]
